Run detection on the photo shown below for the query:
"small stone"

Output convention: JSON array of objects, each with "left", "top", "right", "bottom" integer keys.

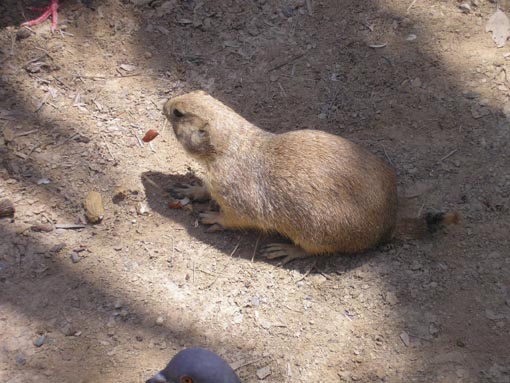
[
  {"left": 119, "top": 308, "right": 129, "bottom": 318},
  {"left": 411, "top": 77, "right": 422, "bottom": 87},
  {"left": 60, "top": 322, "right": 77, "bottom": 336},
  {"left": 259, "top": 318, "right": 271, "bottom": 329},
  {"left": 156, "top": 316, "right": 164, "bottom": 325},
  {"left": 34, "top": 335, "right": 46, "bottom": 347},
  {"left": 16, "top": 28, "right": 31, "bottom": 41},
  {"left": 485, "top": 309, "right": 505, "bottom": 320},
  {"left": 136, "top": 335, "right": 144, "bottom": 342},
  {"left": 15, "top": 353, "right": 27, "bottom": 365},
  {"left": 107, "top": 317, "right": 116, "bottom": 328},
  {"left": 459, "top": 3, "right": 471, "bottom": 13},
  {"left": 429, "top": 322, "right": 440, "bottom": 336},
  {"left": 49, "top": 243, "right": 65, "bottom": 253},
  {"left": 256, "top": 365, "right": 272, "bottom": 380},
  {"left": 232, "top": 313, "right": 243, "bottom": 324},
  {"left": 384, "top": 292, "right": 398, "bottom": 305},
  {"left": 410, "top": 261, "right": 422, "bottom": 271},
  {"left": 136, "top": 202, "right": 149, "bottom": 215},
  {"left": 400, "top": 331, "right": 410, "bottom": 347},
  {"left": 70, "top": 252, "right": 81, "bottom": 263},
  {"left": 311, "top": 273, "right": 327, "bottom": 285},
  {"left": 114, "top": 299, "right": 123, "bottom": 309},
  {"left": 470, "top": 104, "right": 490, "bottom": 119}
]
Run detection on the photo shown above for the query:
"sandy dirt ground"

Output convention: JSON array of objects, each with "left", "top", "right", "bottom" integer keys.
[{"left": 0, "top": 0, "right": 509, "bottom": 382}]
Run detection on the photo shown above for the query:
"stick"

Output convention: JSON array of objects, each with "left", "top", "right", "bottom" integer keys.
[
  {"left": 230, "top": 357, "right": 264, "bottom": 371},
  {"left": 267, "top": 52, "right": 307, "bottom": 72},
  {"left": 437, "top": 148, "right": 458, "bottom": 163},
  {"left": 251, "top": 234, "right": 261, "bottom": 262},
  {"left": 102, "top": 135, "right": 116, "bottom": 162},
  {"left": 407, "top": 0, "right": 419, "bottom": 12},
  {"left": 56, "top": 132, "right": 79, "bottom": 147},
  {"left": 55, "top": 224, "right": 86, "bottom": 229},
  {"left": 229, "top": 236, "right": 243, "bottom": 257},
  {"left": 15, "top": 129, "right": 38, "bottom": 137},
  {"left": 133, "top": 132, "right": 144, "bottom": 147},
  {"left": 200, "top": 265, "right": 228, "bottom": 290},
  {"left": 296, "top": 260, "right": 317, "bottom": 282},
  {"left": 380, "top": 144, "right": 394, "bottom": 167},
  {"left": 141, "top": 174, "right": 166, "bottom": 193}
]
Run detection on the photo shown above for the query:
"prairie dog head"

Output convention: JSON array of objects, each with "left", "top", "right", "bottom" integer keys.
[
  {"left": 164, "top": 90, "right": 253, "bottom": 160},
  {"left": 163, "top": 90, "right": 218, "bottom": 160}
]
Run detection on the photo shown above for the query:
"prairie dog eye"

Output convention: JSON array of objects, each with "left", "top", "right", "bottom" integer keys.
[
  {"left": 181, "top": 377, "right": 193, "bottom": 383},
  {"left": 198, "top": 129, "right": 207, "bottom": 137},
  {"left": 173, "top": 109, "right": 184, "bottom": 118}
]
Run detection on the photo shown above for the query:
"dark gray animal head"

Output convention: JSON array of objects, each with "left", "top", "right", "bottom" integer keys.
[{"left": 146, "top": 348, "right": 241, "bottom": 383}]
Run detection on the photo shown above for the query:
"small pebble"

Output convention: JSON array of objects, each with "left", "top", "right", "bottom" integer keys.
[
  {"left": 60, "top": 322, "right": 77, "bottom": 336},
  {"left": 70, "top": 252, "right": 81, "bottom": 263},
  {"left": 15, "top": 353, "right": 27, "bottom": 365},
  {"left": 429, "top": 322, "right": 440, "bottom": 336},
  {"left": 400, "top": 331, "right": 410, "bottom": 347},
  {"left": 459, "top": 3, "right": 471, "bottom": 13},
  {"left": 156, "top": 316, "right": 164, "bottom": 325},
  {"left": 34, "top": 335, "right": 46, "bottom": 347},
  {"left": 256, "top": 365, "right": 272, "bottom": 380},
  {"left": 49, "top": 243, "right": 65, "bottom": 253},
  {"left": 119, "top": 308, "right": 129, "bottom": 318}
]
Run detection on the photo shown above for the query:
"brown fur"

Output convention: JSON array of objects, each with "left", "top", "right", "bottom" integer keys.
[{"left": 163, "top": 90, "right": 401, "bottom": 255}]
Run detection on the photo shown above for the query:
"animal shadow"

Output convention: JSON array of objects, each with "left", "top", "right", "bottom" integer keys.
[{"left": 141, "top": 170, "right": 380, "bottom": 274}]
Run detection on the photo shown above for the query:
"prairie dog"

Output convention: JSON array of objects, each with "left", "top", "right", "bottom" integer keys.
[{"left": 163, "top": 91, "right": 400, "bottom": 263}]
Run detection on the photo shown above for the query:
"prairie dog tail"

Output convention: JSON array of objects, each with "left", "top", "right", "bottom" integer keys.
[{"left": 395, "top": 211, "right": 461, "bottom": 240}]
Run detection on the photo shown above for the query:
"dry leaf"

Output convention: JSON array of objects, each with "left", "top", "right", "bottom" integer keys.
[{"left": 486, "top": 9, "right": 510, "bottom": 48}]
